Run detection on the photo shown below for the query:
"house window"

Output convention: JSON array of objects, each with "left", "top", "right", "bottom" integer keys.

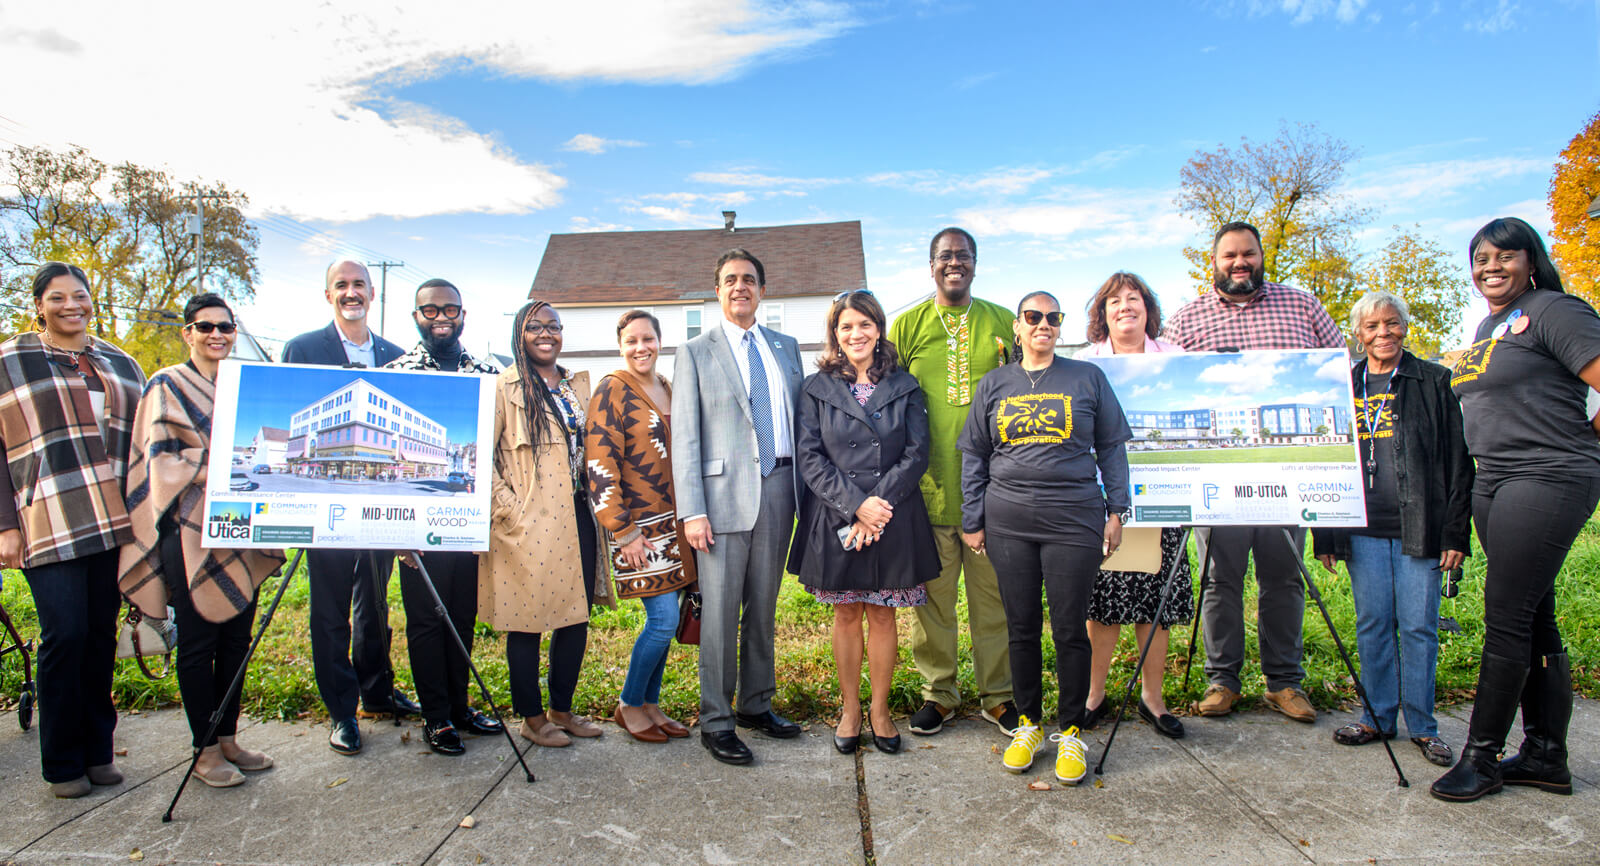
[
  {"left": 685, "top": 308, "right": 702, "bottom": 341},
  {"left": 763, "top": 303, "right": 783, "bottom": 332}
]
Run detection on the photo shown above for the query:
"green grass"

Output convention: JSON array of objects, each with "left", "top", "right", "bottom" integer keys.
[
  {"left": 1131, "top": 444, "right": 1356, "bottom": 464},
  {"left": 2, "top": 515, "right": 1598, "bottom": 725}
]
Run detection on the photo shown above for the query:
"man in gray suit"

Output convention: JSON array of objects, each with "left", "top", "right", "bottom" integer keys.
[{"left": 672, "top": 248, "right": 804, "bottom": 766}]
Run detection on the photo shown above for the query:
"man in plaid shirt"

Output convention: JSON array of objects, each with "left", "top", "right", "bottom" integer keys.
[{"left": 1162, "top": 221, "right": 1345, "bottom": 724}]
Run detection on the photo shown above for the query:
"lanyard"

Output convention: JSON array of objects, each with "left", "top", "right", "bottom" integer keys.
[{"left": 1361, "top": 367, "right": 1392, "bottom": 491}]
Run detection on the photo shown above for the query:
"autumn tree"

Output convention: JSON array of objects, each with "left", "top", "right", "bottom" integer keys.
[
  {"left": 1360, "top": 225, "right": 1469, "bottom": 356},
  {"left": 0, "top": 145, "right": 259, "bottom": 371},
  {"left": 1549, "top": 110, "right": 1600, "bottom": 307},
  {"left": 1176, "top": 121, "right": 1371, "bottom": 299}
]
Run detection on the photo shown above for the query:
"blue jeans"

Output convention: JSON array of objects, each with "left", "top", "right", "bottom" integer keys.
[
  {"left": 620, "top": 591, "right": 680, "bottom": 706},
  {"left": 1346, "top": 535, "right": 1440, "bottom": 738}
]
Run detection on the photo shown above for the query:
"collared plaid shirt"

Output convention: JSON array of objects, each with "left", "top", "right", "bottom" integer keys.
[
  {"left": 0, "top": 332, "right": 146, "bottom": 568},
  {"left": 1161, "top": 281, "right": 1345, "bottom": 352},
  {"left": 386, "top": 343, "right": 500, "bottom": 375}
]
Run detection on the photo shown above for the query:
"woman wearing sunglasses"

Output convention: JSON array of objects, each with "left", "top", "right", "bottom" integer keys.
[
  {"left": 787, "top": 290, "right": 937, "bottom": 755},
  {"left": 119, "top": 294, "right": 285, "bottom": 788},
  {"left": 480, "top": 300, "right": 612, "bottom": 748},
  {"left": 0, "top": 262, "right": 146, "bottom": 798},
  {"left": 959, "top": 291, "right": 1132, "bottom": 785}
]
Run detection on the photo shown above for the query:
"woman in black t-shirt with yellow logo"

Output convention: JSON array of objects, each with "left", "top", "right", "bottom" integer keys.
[{"left": 1433, "top": 217, "right": 1600, "bottom": 803}]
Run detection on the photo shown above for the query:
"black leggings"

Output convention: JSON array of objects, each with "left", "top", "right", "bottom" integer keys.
[
  {"left": 986, "top": 534, "right": 1100, "bottom": 731},
  {"left": 161, "top": 529, "right": 256, "bottom": 749},
  {"left": 1474, "top": 475, "right": 1600, "bottom": 664},
  {"left": 508, "top": 494, "right": 598, "bottom": 717}
]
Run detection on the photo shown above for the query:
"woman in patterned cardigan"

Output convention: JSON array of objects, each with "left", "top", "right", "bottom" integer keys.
[
  {"left": 0, "top": 262, "right": 146, "bottom": 798},
  {"left": 586, "top": 310, "right": 697, "bottom": 743},
  {"left": 118, "top": 294, "right": 285, "bottom": 788}
]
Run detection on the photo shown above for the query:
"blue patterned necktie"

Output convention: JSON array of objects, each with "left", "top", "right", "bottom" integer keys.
[{"left": 745, "top": 331, "right": 777, "bottom": 476}]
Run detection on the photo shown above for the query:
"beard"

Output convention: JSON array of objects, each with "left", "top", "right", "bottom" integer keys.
[
  {"left": 417, "top": 321, "right": 461, "bottom": 354},
  {"left": 1213, "top": 263, "right": 1265, "bottom": 297}
]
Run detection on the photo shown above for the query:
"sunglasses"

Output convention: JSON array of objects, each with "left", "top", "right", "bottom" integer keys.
[
  {"left": 185, "top": 321, "right": 237, "bottom": 335},
  {"left": 417, "top": 304, "right": 463, "bottom": 320},
  {"left": 1019, "top": 310, "right": 1063, "bottom": 327},
  {"left": 832, "top": 289, "right": 874, "bottom": 305}
]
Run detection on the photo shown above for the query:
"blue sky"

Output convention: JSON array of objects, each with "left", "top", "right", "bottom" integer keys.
[
  {"left": 1085, "top": 349, "right": 1353, "bottom": 411},
  {"left": 230, "top": 365, "right": 483, "bottom": 449},
  {"left": 2, "top": 1, "right": 1595, "bottom": 357}
]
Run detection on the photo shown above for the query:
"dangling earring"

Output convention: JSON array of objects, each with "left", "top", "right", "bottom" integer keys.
[
  {"left": 1530, "top": 273, "right": 1539, "bottom": 291},
  {"left": 34, "top": 313, "right": 45, "bottom": 331}
]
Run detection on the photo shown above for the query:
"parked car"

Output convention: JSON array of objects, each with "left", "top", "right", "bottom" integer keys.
[
  {"left": 230, "top": 472, "right": 255, "bottom": 491},
  {"left": 446, "top": 471, "right": 474, "bottom": 492},
  {"left": 253, "top": 464, "right": 271, "bottom": 474}
]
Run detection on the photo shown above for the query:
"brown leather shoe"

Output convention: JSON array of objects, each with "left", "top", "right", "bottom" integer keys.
[
  {"left": 549, "top": 711, "right": 602, "bottom": 738},
  {"left": 1196, "top": 684, "right": 1241, "bottom": 717},
  {"left": 614, "top": 705, "right": 667, "bottom": 743},
  {"left": 1264, "top": 687, "right": 1317, "bottom": 723}
]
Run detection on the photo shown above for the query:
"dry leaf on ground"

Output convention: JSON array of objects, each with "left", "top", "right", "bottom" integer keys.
[
  {"left": 129, "top": 849, "right": 144, "bottom": 862},
  {"left": 459, "top": 816, "right": 476, "bottom": 828},
  {"left": 1027, "top": 781, "right": 1051, "bottom": 791},
  {"left": 114, "top": 748, "right": 128, "bottom": 756},
  {"left": 1107, "top": 834, "right": 1133, "bottom": 845},
  {"left": 327, "top": 777, "right": 348, "bottom": 788}
]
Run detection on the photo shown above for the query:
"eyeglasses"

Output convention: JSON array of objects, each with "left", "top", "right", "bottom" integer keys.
[
  {"left": 934, "top": 251, "right": 974, "bottom": 264},
  {"left": 1019, "top": 310, "right": 1063, "bottom": 327},
  {"left": 416, "top": 304, "right": 463, "bottom": 320},
  {"left": 832, "top": 289, "right": 874, "bottom": 305},
  {"left": 524, "top": 322, "right": 564, "bottom": 335},
  {"left": 185, "top": 321, "right": 237, "bottom": 335}
]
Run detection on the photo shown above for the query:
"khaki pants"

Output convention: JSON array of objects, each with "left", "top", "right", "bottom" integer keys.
[{"left": 910, "top": 524, "right": 1012, "bottom": 711}]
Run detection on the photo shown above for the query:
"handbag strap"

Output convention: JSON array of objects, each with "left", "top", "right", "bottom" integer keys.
[{"left": 124, "top": 603, "right": 171, "bottom": 680}]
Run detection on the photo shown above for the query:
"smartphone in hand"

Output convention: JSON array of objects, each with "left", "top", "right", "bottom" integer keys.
[{"left": 837, "top": 524, "right": 857, "bottom": 551}]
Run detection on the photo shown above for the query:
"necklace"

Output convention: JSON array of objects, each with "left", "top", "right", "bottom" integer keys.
[
  {"left": 1360, "top": 366, "right": 1393, "bottom": 491},
  {"left": 1023, "top": 361, "right": 1051, "bottom": 391},
  {"left": 936, "top": 299, "right": 973, "bottom": 351},
  {"left": 41, "top": 331, "right": 86, "bottom": 367}
]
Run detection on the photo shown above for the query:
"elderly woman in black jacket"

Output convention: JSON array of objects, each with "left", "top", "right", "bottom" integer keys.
[
  {"left": 1314, "top": 290, "right": 1472, "bottom": 767},
  {"left": 788, "top": 291, "right": 937, "bottom": 756}
]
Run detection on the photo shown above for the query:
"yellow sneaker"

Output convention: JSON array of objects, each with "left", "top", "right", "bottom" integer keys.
[
  {"left": 1001, "top": 715, "right": 1044, "bottom": 773},
  {"left": 1051, "top": 727, "right": 1087, "bottom": 785}
]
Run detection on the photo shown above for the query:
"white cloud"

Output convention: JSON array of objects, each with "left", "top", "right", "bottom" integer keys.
[
  {"left": 688, "top": 170, "right": 845, "bottom": 188},
  {"left": 1465, "top": 0, "right": 1519, "bottom": 33},
  {"left": 1315, "top": 355, "right": 1351, "bottom": 382},
  {"left": 568, "top": 217, "right": 634, "bottom": 233},
  {"left": 953, "top": 188, "right": 1196, "bottom": 258},
  {"left": 562, "top": 134, "right": 646, "bottom": 155},
  {"left": 1343, "top": 155, "right": 1548, "bottom": 214},
  {"left": 0, "top": 0, "right": 855, "bottom": 223},
  {"left": 1239, "top": 0, "right": 1369, "bottom": 23},
  {"left": 1198, "top": 354, "right": 1288, "bottom": 395}
]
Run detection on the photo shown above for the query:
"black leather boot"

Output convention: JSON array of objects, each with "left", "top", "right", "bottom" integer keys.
[
  {"left": 1431, "top": 652, "right": 1527, "bottom": 803},
  {"left": 1501, "top": 651, "right": 1573, "bottom": 795}
]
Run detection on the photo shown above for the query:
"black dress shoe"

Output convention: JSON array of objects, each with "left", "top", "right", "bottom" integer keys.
[
  {"left": 1137, "top": 700, "right": 1185, "bottom": 739},
  {"left": 424, "top": 721, "right": 465, "bottom": 756},
  {"left": 1083, "top": 700, "right": 1110, "bottom": 731},
  {"left": 359, "top": 688, "right": 422, "bottom": 719},
  {"left": 702, "top": 730, "right": 754, "bottom": 765},
  {"left": 872, "top": 733, "right": 902, "bottom": 754},
  {"left": 391, "top": 689, "right": 422, "bottom": 718},
  {"left": 833, "top": 725, "right": 860, "bottom": 755},
  {"left": 735, "top": 710, "right": 801, "bottom": 739},
  {"left": 453, "top": 708, "right": 505, "bottom": 736},
  {"left": 329, "top": 718, "right": 362, "bottom": 755}
]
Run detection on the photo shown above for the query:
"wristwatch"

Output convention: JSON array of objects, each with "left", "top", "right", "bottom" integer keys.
[{"left": 1110, "top": 506, "right": 1132, "bottom": 523}]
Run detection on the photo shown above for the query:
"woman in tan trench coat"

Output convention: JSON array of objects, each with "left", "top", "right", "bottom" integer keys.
[{"left": 480, "top": 299, "right": 611, "bottom": 747}]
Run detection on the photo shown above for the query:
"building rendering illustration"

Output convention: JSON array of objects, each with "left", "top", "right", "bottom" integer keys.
[
  {"left": 284, "top": 378, "right": 452, "bottom": 480},
  {"left": 1124, "top": 402, "right": 1353, "bottom": 449}
]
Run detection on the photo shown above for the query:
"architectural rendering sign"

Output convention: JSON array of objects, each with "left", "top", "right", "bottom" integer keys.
[
  {"left": 203, "top": 361, "right": 496, "bottom": 551},
  {"left": 1081, "top": 348, "right": 1367, "bottom": 528}
]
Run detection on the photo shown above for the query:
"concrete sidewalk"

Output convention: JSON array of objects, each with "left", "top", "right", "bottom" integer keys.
[{"left": 2, "top": 698, "right": 1597, "bottom": 865}]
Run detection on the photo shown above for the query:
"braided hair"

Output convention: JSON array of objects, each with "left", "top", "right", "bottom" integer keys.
[{"left": 510, "top": 299, "right": 562, "bottom": 450}]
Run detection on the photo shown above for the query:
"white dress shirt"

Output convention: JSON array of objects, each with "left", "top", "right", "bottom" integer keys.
[
  {"left": 719, "top": 316, "right": 795, "bottom": 459},
  {"left": 339, "top": 328, "right": 376, "bottom": 367}
]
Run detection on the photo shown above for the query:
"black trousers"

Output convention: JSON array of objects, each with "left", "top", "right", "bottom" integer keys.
[
  {"left": 160, "top": 529, "right": 256, "bottom": 748},
  {"left": 986, "top": 534, "right": 1099, "bottom": 731},
  {"left": 398, "top": 551, "right": 478, "bottom": 724},
  {"left": 23, "top": 548, "right": 120, "bottom": 783},
  {"left": 509, "top": 495, "right": 597, "bottom": 718},
  {"left": 1475, "top": 475, "right": 1600, "bottom": 663},
  {"left": 306, "top": 549, "right": 396, "bottom": 720}
]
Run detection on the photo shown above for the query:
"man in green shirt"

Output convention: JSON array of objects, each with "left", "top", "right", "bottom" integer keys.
[{"left": 888, "top": 227, "right": 1019, "bottom": 737}]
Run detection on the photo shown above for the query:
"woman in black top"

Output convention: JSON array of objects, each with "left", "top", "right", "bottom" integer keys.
[
  {"left": 1432, "top": 217, "right": 1600, "bottom": 802},
  {"left": 1314, "top": 290, "right": 1472, "bottom": 768},
  {"left": 959, "top": 291, "right": 1131, "bottom": 784},
  {"left": 788, "top": 291, "right": 937, "bottom": 755}
]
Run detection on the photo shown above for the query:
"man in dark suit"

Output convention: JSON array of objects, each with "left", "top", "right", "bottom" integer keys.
[
  {"left": 671, "top": 249, "right": 805, "bottom": 766},
  {"left": 281, "top": 259, "right": 415, "bottom": 755}
]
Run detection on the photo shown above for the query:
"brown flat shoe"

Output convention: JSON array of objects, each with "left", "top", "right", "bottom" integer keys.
[
  {"left": 519, "top": 719, "right": 571, "bottom": 748},
  {"left": 614, "top": 705, "right": 667, "bottom": 743},
  {"left": 656, "top": 718, "right": 690, "bottom": 738},
  {"left": 550, "top": 712, "right": 602, "bottom": 738}
]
